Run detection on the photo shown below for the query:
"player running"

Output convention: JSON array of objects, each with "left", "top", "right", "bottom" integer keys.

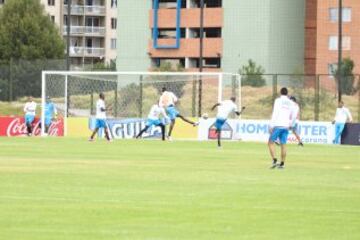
[
  {"left": 44, "top": 97, "right": 58, "bottom": 134},
  {"left": 24, "top": 96, "right": 37, "bottom": 136},
  {"left": 136, "top": 103, "right": 169, "bottom": 141},
  {"left": 268, "top": 88, "right": 296, "bottom": 169},
  {"left": 159, "top": 87, "right": 197, "bottom": 140},
  {"left": 89, "top": 93, "right": 111, "bottom": 142},
  {"left": 211, "top": 97, "right": 244, "bottom": 147}
]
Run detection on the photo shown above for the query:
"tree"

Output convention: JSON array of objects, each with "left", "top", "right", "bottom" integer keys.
[
  {"left": 239, "top": 59, "right": 266, "bottom": 87},
  {"left": 0, "top": 0, "right": 65, "bottom": 100},
  {"left": 332, "top": 58, "right": 355, "bottom": 95},
  {"left": 86, "top": 60, "right": 117, "bottom": 71}
]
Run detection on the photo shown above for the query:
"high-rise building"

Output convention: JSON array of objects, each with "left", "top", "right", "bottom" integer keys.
[
  {"left": 305, "top": 0, "right": 360, "bottom": 75},
  {"left": 117, "top": 0, "right": 305, "bottom": 74},
  {"left": 0, "top": 0, "right": 117, "bottom": 69}
]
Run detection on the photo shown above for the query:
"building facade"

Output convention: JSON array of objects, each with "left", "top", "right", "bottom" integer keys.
[
  {"left": 0, "top": 0, "right": 117, "bottom": 69},
  {"left": 117, "top": 0, "right": 305, "bottom": 74},
  {"left": 305, "top": 0, "right": 360, "bottom": 75}
]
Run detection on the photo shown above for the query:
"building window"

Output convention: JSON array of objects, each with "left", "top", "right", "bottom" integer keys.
[
  {"left": 111, "top": 18, "right": 117, "bottom": 29},
  {"left": 111, "top": 38, "right": 117, "bottom": 49},
  {"left": 329, "top": 36, "right": 351, "bottom": 51},
  {"left": 329, "top": 8, "right": 351, "bottom": 22},
  {"left": 0, "top": 0, "right": 5, "bottom": 4},
  {"left": 48, "top": 0, "right": 55, "bottom": 6},
  {"left": 328, "top": 63, "right": 337, "bottom": 75},
  {"left": 111, "top": 0, "right": 117, "bottom": 8},
  {"left": 50, "top": 15, "right": 55, "bottom": 22}
]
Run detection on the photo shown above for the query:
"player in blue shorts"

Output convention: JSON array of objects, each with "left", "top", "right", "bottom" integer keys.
[
  {"left": 89, "top": 93, "right": 111, "bottom": 142},
  {"left": 268, "top": 88, "right": 296, "bottom": 169},
  {"left": 23, "top": 96, "right": 37, "bottom": 136},
  {"left": 159, "top": 87, "right": 198, "bottom": 140},
  {"left": 211, "top": 97, "right": 245, "bottom": 147},
  {"left": 44, "top": 97, "right": 58, "bottom": 134},
  {"left": 136, "top": 103, "right": 169, "bottom": 141}
]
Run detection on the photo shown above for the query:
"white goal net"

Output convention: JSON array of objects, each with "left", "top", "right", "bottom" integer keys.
[{"left": 41, "top": 71, "right": 241, "bottom": 137}]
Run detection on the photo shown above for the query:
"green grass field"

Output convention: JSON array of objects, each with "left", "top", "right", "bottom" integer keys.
[{"left": 0, "top": 138, "right": 359, "bottom": 240}]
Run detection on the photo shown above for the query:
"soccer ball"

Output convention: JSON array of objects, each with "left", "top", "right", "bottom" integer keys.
[{"left": 202, "top": 113, "right": 209, "bottom": 120}]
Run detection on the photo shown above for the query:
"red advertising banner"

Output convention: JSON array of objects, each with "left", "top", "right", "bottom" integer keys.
[{"left": 0, "top": 116, "right": 64, "bottom": 137}]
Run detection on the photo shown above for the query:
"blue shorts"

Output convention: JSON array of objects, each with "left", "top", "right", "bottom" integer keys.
[
  {"left": 215, "top": 118, "right": 227, "bottom": 131},
  {"left": 269, "top": 128, "right": 289, "bottom": 145},
  {"left": 166, "top": 105, "right": 179, "bottom": 120},
  {"left": 25, "top": 115, "right": 35, "bottom": 125},
  {"left": 146, "top": 119, "right": 162, "bottom": 127},
  {"left": 45, "top": 117, "right": 52, "bottom": 126},
  {"left": 95, "top": 119, "right": 107, "bottom": 129}
]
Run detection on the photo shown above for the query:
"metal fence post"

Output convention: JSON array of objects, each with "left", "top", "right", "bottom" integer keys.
[
  {"left": 358, "top": 75, "right": 360, "bottom": 123},
  {"left": 139, "top": 75, "right": 143, "bottom": 118},
  {"left": 114, "top": 86, "right": 118, "bottom": 117},
  {"left": 192, "top": 78, "right": 196, "bottom": 117},
  {"left": 90, "top": 92, "right": 94, "bottom": 115},
  {"left": 272, "top": 74, "right": 278, "bottom": 102},
  {"left": 9, "top": 58, "right": 13, "bottom": 102},
  {"left": 315, "top": 75, "right": 320, "bottom": 121}
]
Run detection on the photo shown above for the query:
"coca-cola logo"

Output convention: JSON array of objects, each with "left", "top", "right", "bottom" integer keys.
[{"left": 6, "top": 118, "right": 63, "bottom": 136}]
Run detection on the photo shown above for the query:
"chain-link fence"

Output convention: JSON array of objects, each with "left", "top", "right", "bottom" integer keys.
[{"left": 241, "top": 74, "right": 360, "bottom": 122}]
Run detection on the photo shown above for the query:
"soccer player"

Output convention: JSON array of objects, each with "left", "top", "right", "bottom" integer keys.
[
  {"left": 332, "top": 100, "right": 352, "bottom": 144},
  {"left": 44, "top": 97, "right": 58, "bottom": 134},
  {"left": 136, "top": 103, "right": 168, "bottom": 141},
  {"left": 24, "top": 96, "right": 37, "bottom": 136},
  {"left": 159, "top": 87, "right": 197, "bottom": 140},
  {"left": 211, "top": 97, "right": 244, "bottom": 147},
  {"left": 268, "top": 88, "right": 296, "bottom": 169},
  {"left": 89, "top": 93, "right": 111, "bottom": 142},
  {"left": 289, "top": 96, "right": 304, "bottom": 146}
]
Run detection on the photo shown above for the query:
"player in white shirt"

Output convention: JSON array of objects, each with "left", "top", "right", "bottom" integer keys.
[
  {"left": 24, "top": 96, "right": 37, "bottom": 136},
  {"left": 211, "top": 97, "right": 244, "bottom": 147},
  {"left": 268, "top": 88, "right": 296, "bottom": 169},
  {"left": 136, "top": 103, "right": 169, "bottom": 141},
  {"left": 332, "top": 101, "right": 352, "bottom": 144},
  {"left": 89, "top": 93, "right": 111, "bottom": 141},
  {"left": 159, "top": 87, "right": 198, "bottom": 139}
]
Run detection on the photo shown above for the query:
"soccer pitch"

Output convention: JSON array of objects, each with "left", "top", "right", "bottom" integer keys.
[{"left": 0, "top": 138, "right": 359, "bottom": 240}]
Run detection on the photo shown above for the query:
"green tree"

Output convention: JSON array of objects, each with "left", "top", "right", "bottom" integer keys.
[
  {"left": 332, "top": 58, "right": 355, "bottom": 95},
  {"left": 239, "top": 59, "right": 266, "bottom": 87},
  {"left": 0, "top": 0, "right": 65, "bottom": 100},
  {"left": 86, "top": 60, "right": 117, "bottom": 71}
]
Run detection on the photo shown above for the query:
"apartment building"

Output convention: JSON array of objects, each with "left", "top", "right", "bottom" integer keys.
[
  {"left": 117, "top": 0, "right": 305, "bottom": 74},
  {"left": 0, "top": 0, "right": 117, "bottom": 69},
  {"left": 305, "top": 0, "right": 360, "bottom": 75}
]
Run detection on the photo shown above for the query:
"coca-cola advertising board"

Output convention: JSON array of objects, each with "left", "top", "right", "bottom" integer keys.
[{"left": 0, "top": 116, "right": 64, "bottom": 137}]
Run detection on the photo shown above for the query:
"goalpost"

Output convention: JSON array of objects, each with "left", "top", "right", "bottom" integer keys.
[{"left": 41, "top": 71, "right": 241, "bottom": 137}]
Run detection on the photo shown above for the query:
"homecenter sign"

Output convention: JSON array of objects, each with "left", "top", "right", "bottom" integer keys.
[{"left": 198, "top": 119, "right": 335, "bottom": 144}]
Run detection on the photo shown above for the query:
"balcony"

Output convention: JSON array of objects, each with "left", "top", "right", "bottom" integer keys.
[
  {"left": 149, "top": 38, "right": 222, "bottom": 58},
  {"left": 85, "top": 5, "right": 106, "bottom": 15},
  {"left": 150, "top": 8, "right": 223, "bottom": 28},
  {"left": 63, "top": 26, "right": 106, "bottom": 36},
  {"left": 63, "top": 5, "right": 84, "bottom": 15},
  {"left": 69, "top": 47, "right": 105, "bottom": 57},
  {"left": 85, "top": 26, "right": 106, "bottom": 35},
  {"left": 63, "top": 5, "right": 105, "bottom": 15}
]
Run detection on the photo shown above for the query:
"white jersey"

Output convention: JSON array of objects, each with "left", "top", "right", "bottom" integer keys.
[
  {"left": 159, "top": 91, "right": 178, "bottom": 107},
  {"left": 217, "top": 100, "right": 238, "bottom": 119},
  {"left": 148, "top": 105, "right": 167, "bottom": 120},
  {"left": 334, "top": 107, "right": 352, "bottom": 123},
  {"left": 96, "top": 99, "right": 106, "bottom": 119},
  {"left": 270, "top": 96, "right": 296, "bottom": 128},
  {"left": 24, "top": 101, "right": 37, "bottom": 116}
]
